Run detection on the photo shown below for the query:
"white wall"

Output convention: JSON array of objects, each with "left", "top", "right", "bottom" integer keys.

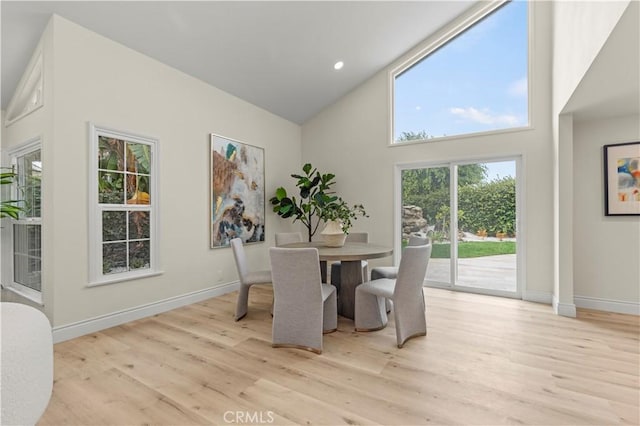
[
  {"left": 302, "top": 2, "right": 555, "bottom": 302},
  {"left": 573, "top": 115, "right": 640, "bottom": 313},
  {"left": 552, "top": 0, "right": 630, "bottom": 114},
  {"left": 551, "top": 0, "right": 634, "bottom": 315},
  {"left": 1, "top": 20, "right": 55, "bottom": 320},
  {"left": 4, "top": 15, "right": 301, "bottom": 330}
]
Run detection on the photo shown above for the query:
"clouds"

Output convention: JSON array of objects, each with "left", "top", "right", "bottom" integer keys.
[
  {"left": 508, "top": 77, "right": 528, "bottom": 97},
  {"left": 449, "top": 107, "right": 521, "bottom": 126},
  {"left": 448, "top": 77, "right": 527, "bottom": 127}
]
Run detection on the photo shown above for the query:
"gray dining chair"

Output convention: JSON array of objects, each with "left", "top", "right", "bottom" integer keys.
[
  {"left": 269, "top": 247, "right": 337, "bottom": 354},
  {"left": 230, "top": 238, "right": 273, "bottom": 321},
  {"left": 330, "top": 232, "right": 369, "bottom": 288},
  {"left": 370, "top": 235, "right": 429, "bottom": 280},
  {"left": 355, "top": 244, "right": 432, "bottom": 348},
  {"left": 275, "top": 232, "right": 303, "bottom": 246},
  {"left": 276, "top": 231, "right": 331, "bottom": 281}
]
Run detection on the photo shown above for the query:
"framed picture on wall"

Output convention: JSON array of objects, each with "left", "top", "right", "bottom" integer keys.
[
  {"left": 603, "top": 141, "right": 640, "bottom": 216},
  {"left": 210, "top": 134, "right": 265, "bottom": 248}
]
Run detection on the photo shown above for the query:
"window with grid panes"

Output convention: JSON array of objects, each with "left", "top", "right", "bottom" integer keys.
[{"left": 89, "top": 124, "right": 159, "bottom": 285}]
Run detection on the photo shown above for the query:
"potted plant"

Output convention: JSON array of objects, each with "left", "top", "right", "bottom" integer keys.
[
  {"left": 1, "top": 168, "right": 24, "bottom": 219},
  {"left": 270, "top": 163, "right": 338, "bottom": 242},
  {"left": 320, "top": 198, "right": 368, "bottom": 247}
]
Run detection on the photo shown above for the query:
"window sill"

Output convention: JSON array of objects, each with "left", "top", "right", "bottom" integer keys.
[
  {"left": 389, "top": 125, "right": 534, "bottom": 147},
  {"left": 87, "top": 270, "right": 164, "bottom": 288}
]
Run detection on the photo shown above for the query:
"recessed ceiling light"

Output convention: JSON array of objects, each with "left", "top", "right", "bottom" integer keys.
[{"left": 334, "top": 61, "right": 344, "bottom": 70}]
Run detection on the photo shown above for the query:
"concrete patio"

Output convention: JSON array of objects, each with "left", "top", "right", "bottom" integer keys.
[{"left": 426, "top": 253, "right": 517, "bottom": 293}]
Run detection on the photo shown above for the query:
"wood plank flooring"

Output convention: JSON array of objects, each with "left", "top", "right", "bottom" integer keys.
[{"left": 40, "top": 287, "right": 640, "bottom": 425}]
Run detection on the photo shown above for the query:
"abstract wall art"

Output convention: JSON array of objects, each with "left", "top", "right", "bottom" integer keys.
[
  {"left": 210, "top": 134, "right": 265, "bottom": 248},
  {"left": 603, "top": 141, "right": 640, "bottom": 216}
]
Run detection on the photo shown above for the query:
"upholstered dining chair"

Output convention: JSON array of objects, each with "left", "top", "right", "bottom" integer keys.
[
  {"left": 370, "top": 235, "right": 429, "bottom": 280},
  {"left": 354, "top": 244, "right": 432, "bottom": 348},
  {"left": 275, "top": 232, "right": 303, "bottom": 246},
  {"left": 276, "top": 231, "right": 332, "bottom": 283},
  {"left": 230, "top": 238, "right": 272, "bottom": 321},
  {"left": 269, "top": 247, "right": 338, "bottom": 354},
  {"left": 330, "top": 232, "right": 369, "bottom": 289}
]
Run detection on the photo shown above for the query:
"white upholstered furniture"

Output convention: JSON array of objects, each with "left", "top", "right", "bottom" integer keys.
[
  {"left": 1, "top": 302, "right": 53, "bottom": 426},
  {"left": 370, "top": 235, "right": 429, "bottom": 280},
  {"left": 279, "top": 241, "right": 392, "bottom": 319},
  {"left": 355, "top": 244, "right": 432, "bottom": 348},
  {"left": 230, "top": 238, "right": 272, "bottom": 321},
  {"left": 269, "top": 247, "right": 337, "bottom": 354}
]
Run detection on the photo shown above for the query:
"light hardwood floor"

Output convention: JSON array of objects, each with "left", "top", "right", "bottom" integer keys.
[{"left": 40, "top": 287, "right": 639, "bottom": 425}]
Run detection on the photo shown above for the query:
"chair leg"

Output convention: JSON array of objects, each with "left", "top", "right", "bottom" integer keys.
[
  {"left": 394, "top": 299, "right": 427, "bottom": 348},
  {"left": 323, "top": 290, "right": 337, "bottom": 333},
  {"left": 354, "top": 288, "right": 388, "bottom": 331},
  {"left": 234, "top": 284, "right": 251, "bottom": 321}
]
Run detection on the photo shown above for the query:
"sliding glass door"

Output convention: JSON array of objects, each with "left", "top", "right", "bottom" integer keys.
[
  {"left": 401, "top": 166, "right": 451, "bottom": 285},
  {"left": 399, "top": 158, "right": 520, "bottom": 298}
]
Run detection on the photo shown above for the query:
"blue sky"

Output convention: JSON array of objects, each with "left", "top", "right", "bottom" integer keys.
[
  {"left": 394, "top": 0, "right": 528, "bottom": 140},
  {"left": 483, "top": 160, "right": 515, "bottom": 181}
]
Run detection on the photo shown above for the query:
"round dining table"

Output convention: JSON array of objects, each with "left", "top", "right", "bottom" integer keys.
[{"left": 280, "top": 241, "right": 393, "bottom": 319}]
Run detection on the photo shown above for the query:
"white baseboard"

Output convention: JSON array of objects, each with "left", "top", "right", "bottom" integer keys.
[
  {"left": 520, "top": 292, "right": 637, "bottom": 316},
  {"left": 574, "top": 295, "right": 640, "bottom": 315},
  {"left": 522, "top": 290, "right": 553, "bottom": 304},
  {"left": 52, "top": 281, "right": 239, "bottom": 343},
  {"left": 552, "top": 295, "right": 577, "bottom": 317}
]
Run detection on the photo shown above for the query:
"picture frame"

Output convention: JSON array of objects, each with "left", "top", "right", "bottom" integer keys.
[
  {"left": 603, "top": 141, "right": 640, "bottom": 216},
  {"left": 210, "top": 133, "right": 265, "bottom": 248}
]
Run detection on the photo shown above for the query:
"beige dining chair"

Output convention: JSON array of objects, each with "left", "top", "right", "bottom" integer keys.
[
  {"left": 354, "top": 244, "right": 432, "bottom": 348},
  {"left": 269, "top": 247, "right": 337, "bottom": 354},
  {"left": 230, "top": 238, "right": 273, "bottom": 321},
  {"left": 370, "top": 235, "right": 429, "bottom": 280},
  {"left": 275, "top": 232, "right": 303, "bottom": 246},
  {"left": 330, "top": 232, "right": 369, "bottom": 288}
]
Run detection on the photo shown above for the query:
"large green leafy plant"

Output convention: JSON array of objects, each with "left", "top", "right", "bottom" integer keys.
[
  {"left": 1, "top": 168, "right": 24, "bottom": 219},
  {"left": 270, "top": 163, "right": 338, "bottom": 241}
]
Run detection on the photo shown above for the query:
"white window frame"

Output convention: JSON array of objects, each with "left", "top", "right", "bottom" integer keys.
[
  {"left": 6, "top": 137, "right": 43, "bottom": 304},
  {"left": 389, "top": 0, "right": 532, "bottom": 145},
  {"left": 5, "top": 50, "right": 44, "bottom": 127},
  {"left": 88, "top": 123, "right": 161, "bottom": 286}
]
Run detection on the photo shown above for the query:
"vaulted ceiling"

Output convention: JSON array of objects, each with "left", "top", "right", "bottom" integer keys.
[
  {"left": 563, "top": 1, "right": 640, "bottom": 121},
  {"left": 1, "top": 1, "right": 478, "bottom": 124}
]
